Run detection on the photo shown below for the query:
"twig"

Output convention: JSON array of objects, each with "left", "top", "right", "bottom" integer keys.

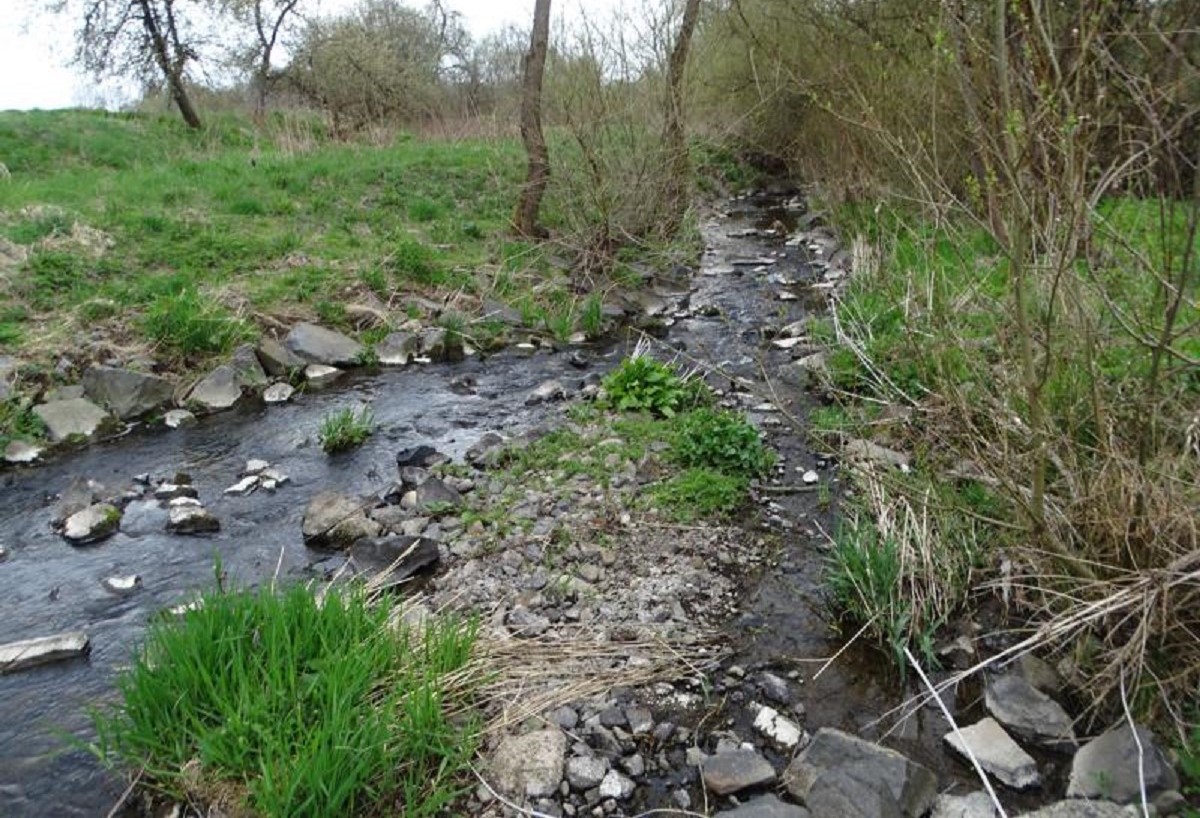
[
  {"left": 1119, "top": 672, "right": 1150, "bottom": 818},
  {"left": 106, "top": 768, "right": 143, "bottom": 818},
  {"left": 811, "top": 618, "right": 874, "bottom": 681}
]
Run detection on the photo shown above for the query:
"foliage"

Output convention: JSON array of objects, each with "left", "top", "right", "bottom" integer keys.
[
  {"left": 92, "top": 581, "right": 478, "bottom": 817},
  {"left": 142, "top": 289, "right": 256, "bottom": 358},
  {"left": 318, "top": 406, "right": 374, "bottom": 453},
  {"left": 649, "top": 467, "right": 747, "bottom": 522},
  {"left": 671, "top": 407, "right": 773, "bottom": 477},
  {"left": 601, "top": 355, "right": 708, "bottom": 418},
  {"left": 0, "top": 399, "right": 47, "bottom": 451}
]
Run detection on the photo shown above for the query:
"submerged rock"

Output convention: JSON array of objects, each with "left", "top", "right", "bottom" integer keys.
[
  {"left": 0, "top": 631, "right": 89, "bottom": 673},
  {"left": 81, "top": 366, "right": 174, "bottom": 420}
]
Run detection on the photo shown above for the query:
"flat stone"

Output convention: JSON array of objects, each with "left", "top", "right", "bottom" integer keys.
[
  {"left": 931, "top": 792, "right": 999, "bottom": 818},
  {"left": 3, "top": 440, "right": 42, "bottom": 463},
  {"left": 702, "top": 748, "right": 776, "bottom": 796},
  {"left": 598, "top": 769, "right": 635, "bottom": 800},
  {"left": 944, "top": 718, "right": 1040, "bottom": 789},
  {"left": 303, "top": 364, "right": 342, "bottom": 388},
  {"left": 985, "top": 673, "right": 1075, "bottom": 748},
  {"left": 348, "top": 536, "right": 440, "bottom": 580},
  {"left": 62, "top": 503, "right": 121, "bottom": 544},
  {"left": 224, "top": 476, "right": 259, "bottom": 496},
  {"left": 101, "top": 575, "right": 143, "bottom": 596},
  {"left": 414, "top": 477, "right": 463, "bottom": 509},
  {"left": 262, "top": 382, "right": 295, "bottom": 403},
  {"left": 188, "top": 365, "right": 242, "bottom": 411},
  {"left": 243, "top": 459, "right": 270, "bottom": 475},
  {"left": 377, "top": 332, "right": 420, "bottom": 365},
  {"left": 843, "top": 438, "right": 910, "bottom": 470},
  {"left": 229, "top": 343, "right": 268, "bottom": 388},
  {"left": 154, "top": 483, "right": 198, "bottom": 501},
  {"left": 81, "top": 366, "right": 174, "bottom": 420},
  {"left": 285, "top": 322, "right": 364, "bottom": 366},
  {"left": 301, "top": 491, "right": 379, "bottom": 548},
  {"left": 33, "top": 397, "right": 114, "bottom": 442},
  {"left": 1017, "top": 802, "right": 1139, "bottom": 818},
  {"left": 166, "top": 505, "right": 221, "bottom": 534},
  {"left": 163, "top": 409, "right": 196, "bottom": 428},
  {"left": 489, "top": 729, "right": 567, "bottom": 799},
  {"left": 785, "top": 727, "right": 937, "bottom": 818},
  {"left": 566, "top": 755, "right": 609, "bottom": 790},
  {"left": 0, "top": 631, "right": 89, "bottom": 673},
  {"left": 716, "top": 794, "right": 811, "bottom": 818},
  {"left": 754, "top": 704, "right": 804, "bottom": 749},
  {"left": 1067, "top": 723, "right": 1179, "bottom": 803},
  {"left": 256, "top": 336, "right": 306, "bottom": 376}
]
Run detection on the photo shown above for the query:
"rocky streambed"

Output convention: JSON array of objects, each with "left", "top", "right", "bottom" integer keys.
[{"left": 0, "top": 193, "right": 1188, "bottom": 817}]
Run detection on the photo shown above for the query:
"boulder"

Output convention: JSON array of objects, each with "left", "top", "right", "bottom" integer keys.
[
  {"left": 256, "top": 335, "right": 306, "bottom": 376},
  {"left": 33, "top": 397, "right": 114, "bottom": 442},
  {"left": 81, "top": 366, "right": 173, "bottom": 420},
  {"left": 285, "top": 322, "right": 364, "bottom": 366},
  {"left": 229, "top": 343, "right": 269, "bottom": 389},
  {"left": 717, "top": 795, "right": 812, "bottom": 818},
  {"left": 985, "top": 673, "right": 1075, "bottom": 748},
  {"left": 784, "top": 728, "right": 937, "bottom": 818},
  {"left": 62, "top": 503, "right": 121, "bottom": 544},
  {"left": 931, "top": 792, "right": 999, "bottom": 818},
  {"left": 187, "top": 365, "right": 242, "bottom": 411},
  {"left": 301, "top": 491, "right": 380, "bottom": 548},
  {"left": 702, "top": 748, "right": 777, "bottom": 796},
  {"left": 489, "top": 729, "right": 567, "bottom": 799},
  {"left": 0, "top": 631, "right": 89, "bottom": 673},
  {"left": 944, "top": 718, "right": 1040, "bottom": 790},
  {"left": 377, "top": 332, "right": 420, "bottom": 366},
  {"left": 348, "top": 536, "right": 440, "bottom": 580},
  {"left": 1067, "top": 723, "right": 1179, "bottom": 804}
]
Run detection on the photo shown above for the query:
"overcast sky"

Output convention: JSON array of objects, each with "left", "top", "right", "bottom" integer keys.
[{"left": 0, "top": 0, "right": 619, "bottom": 111}]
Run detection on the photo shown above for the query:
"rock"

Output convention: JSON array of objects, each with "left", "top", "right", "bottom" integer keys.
[
  {"left": 244, "top": 459, "right": 270, "bottom": 475},
  {"left": 167, "top": 504, "right": 221, "bottom": 534},
  {"left": 52, "top": 477, "right": 103, "bottom": 526},
  {"left": 303, "top": 364, "right": 342, "bottom": 388},
  {"left": 566, "top": 755, "right": 609, "bottom": 790},
  {"left": 414, "top": 477, "right": 463, "bottom": 509},
  {"left": 101, "top": 575, "right": 143, "bottom": 596},
  {"left": 489, "top": 729, "right": 567, "bottom": 799},
  {"left": 154, "top": 483, "right": 198, "bottom": 501},
  {"left": 301, "top": 491, "right": 380, "bottom": 548},
  {"left": 1067, "top": 723, "right": 1179, "bottom": 804},
  {"left": 984, "top": 673, "right": 1075, "bottom": 748},
  {"left": 760, "top": 671, "right": 792, "bottom": 704},
  {"left": 4, "top": 440, "right": 42, "bottom": 463},
  {"left": 44, "top": 384, "right": 85, "bottom": 402},
  {"left": 62, "top": 503, "right": 121, "bottom": 544},
  {"left": 395, "top": 445, "right": 447, "bottom": 469},
  {"left": 801, "top": 470, "right": 819, "bottom": 484},
  {"left": 944, "top": 718, "right": 1040, "bottom": 789},
  {"left": 784, "top": 727, "right": 937, "bottom": 818},
  {"left": 598, "top": 769, "right": 635, "bottom": 800},
  {"left": 224, "top": 476, "right": 259, "bottom": 496},
  {"left": 256, "top": 336, "right": 306, "bottom": 376},
  {"left": 348, "top": 536, "right": 440, "bottom": 580},
  {"left": 843, "top": 439, "right": 910, "bottom": 471},
  {"left": 187, "top": 365, "right": 242, "bottom": 411},
  {"left": 1017, "top": 802, "right": 1139, "bottom": 818},
  {"left": 1013, "top": 654, "right": 1064, "bottom": 695},
  {"left": 263, "top": 382, "right": 295, "bottom": 403},
  {"left": 229, "top": 344, "right": 268, "bottom": 389},
  {"left": 626, "top": 707, "right": 654, "bottom": 735},
  {"left": 716, "top": 795, "right": 811, "bottom": 818},
  {"left": 466, "top": 433, "right": 507, "bottom": 468},
  {"left": 285, "top": 322, "right": 364, "bottom": 366},
  {"left": 527, "top": 379, "right": 567, "bottom": 405},
  {"left": 377, "top": 332, "right": 420, "bottom": 366},
  {"left": 0, "top": 631, "right": 89, "bottom": 673},
  {"left": 701, "top": 748, "right": 777, "bottom": 796},
  {"left": 930, "top": 792, "right": 998, "bottom": 818},
  {"left": 753, "top": 704, "right": 804, "bottom": 749},
  {"left": 506, "top": 607, "right": 550, "bottom": 637},
  {"left": 419, "top": 327, "right": 461, "bottom": 362},
  {"left": 119, "top": 500, "right": 168, "bottom": 536},
  {"left": 80, "top": 366, "right": 174, "bottom": 420},
  {"left": 164, "top": 409, "right": 196, "bottom": 428},
  {"left": 33, "top": 397, "right": 114, "bottom": 442}
]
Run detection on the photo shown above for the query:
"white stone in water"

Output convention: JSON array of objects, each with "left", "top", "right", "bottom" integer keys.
[
  {"left": 752, "top": 704, "right": 804, "bottom": 749},
  {"left": 163, "top": 409, "right": 196, "bottom": 429},
  {"left": 0, "top": 631, "right": 89, "bottom": 673},
  {"left": 259, "top": 468, "right": 289, "bottom": 486},
  {"left": 244, "top": 459, "right": 270, "bottom": 475},
  {"left": 777, "top": 291, "right": 798, "bottom": 301},
  {"left": 168, "top": 496, "right": 202, "bottom": 507},
  {"left": 304, "top": 364, "right": 342, "bottom": 388},
  {"left": 102, "top": 574, "right": 143, "bottom": 595},
  {"left": 772, "top": 337, "right": 806, "bottom": 350},
  {"left": 262, "top": 383, "right": 294, "bottom": 404},
  {"left": 802, "top": 470, "right": 820, "bottom": 484},
  {"left": 3, "top": 440, "right": 42, "bottom": 463},
  {"left": 260, "top": 479, "right": 278, "bottom": 491},
  {"left": 224, "top": 476, "right": 259, "bottom": 496}
]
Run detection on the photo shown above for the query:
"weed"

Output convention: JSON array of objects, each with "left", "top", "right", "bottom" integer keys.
[
  {"left": 142, "top": 290, "right": 255, "bottom": 357},
  {"left": 580, "top": 294, "right": 604, "bottom": 338},
  {"left": 318, "top": 406, "right": 374, "bottom": 453},
  {"left": 602, "top": 355, "right": 708, "bottom": 418},
  {"left": 315, "top": 299, "right": 348, "bottom": 328},
  {"left": 91, "top": 581, "right": 478, "bottom": 817},
  {"left": 671, "top": 408, "right": 774, "bottom": 477},
  {"left": 1179, "top": 725, "right": 1199, "bottom": 814},
  {"left": 0, "top": 399, "right": 47, "bottom": 449},
  {"left": 389, "top": 239, "right": 441, "bottom": 286},
  {"left": 649, "top": 468, "right": 747, "bottom": 521},
  {"left": 359, "top": 265, "right": 389, "bottom": 298}
]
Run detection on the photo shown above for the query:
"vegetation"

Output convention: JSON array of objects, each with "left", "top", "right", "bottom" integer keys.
[
  {"left": 601, "top": 353, "right": 708, "bottom": 418},
  {"left": 93, "top": 580, "right": 478, "bottom": 816},
  {"left": 318, "top": 406, "right": 374, "bottom": 453},
  {"left": 671, "top": 407, "right": 774, "bottom": 478}
]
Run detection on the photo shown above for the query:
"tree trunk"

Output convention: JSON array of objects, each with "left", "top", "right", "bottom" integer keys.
[
  {"left": 513, "top": 0, "right": 552, "bottom": 239},
  {"left": 660, "top": 0, "right": 702, "bottom": 238},
  {"left": 136, "top": 0, "right": 201, "bottom": 129}
]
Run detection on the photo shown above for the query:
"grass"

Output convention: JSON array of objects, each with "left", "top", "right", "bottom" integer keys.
[
  {"left": 0, "top": 398, "right": 47, "bottom": 450},
  {"left": 92, "top": 579, "right": 478, "bottom": 817},
  {"left": 319, "top": 406, "right": 374, "bottom": 453},
  {"left": 649, "top": 468, "right": 747, "bottom": 522}
]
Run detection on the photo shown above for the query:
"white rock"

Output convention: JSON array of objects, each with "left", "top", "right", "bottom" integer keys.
[
  {"left": 304, "top": 364, "right": 342, "bottom": 388},
  {"left": 260, "top": 467, "right": 289, "bottom": 485},
  {"left": 263, "top": 383, "right": 295, "bottom": 404},
  {"left": 243, "top": 459, "right": 270, "bottom": 475},
  {"left": 224, "top": 476, "right": 259, "bottom": 496},
  {"left": 752, "top": 704, "right": 804, "bottom": 749},
  {"left": 802, "top": 470, "right": 820, "bottom": 484},
  {"left": 102, "top": 575, "right": 143, "bottom": 595},
  {"left": 3, "top": 440, "right": 42, "bottom": 463},
  {"left": 771, "top": 337, "right": 806, "bottom": 350},
  {"left": 944, "top": 718, "right": 1040, "bottom": 789},
  {"left": 598, "top": 768, "right": 636, "bottom": 800},
  {"left": 778, "top": 291, "right": 798, "bottom": 301},
  {"left": 62, "top": 503, "right": 121, "bottom": 544},
  {"left": 163, "top": 409, "right": 196, "bottom": 429},
  {"left": 168, "top": 496, "right": 202, "bottom": 507},
  {"left": 0, "top": 631, "right": 89, "bottom": 673}
]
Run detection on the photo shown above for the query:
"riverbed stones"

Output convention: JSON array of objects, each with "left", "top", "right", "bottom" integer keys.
[
  {"left": 784, "top": 727, "right": 937, "bottom": 818},
  {"left": 256, "top": 336, "right": 306, "bottom": 376},
  {"left": 929, "top": 792, "right": 998, "bottom": 818},
  {"left": 753, "top": 703, "right": 804, "bottom": 749},
  {"left": 566, "top": 755, "right": 609, "bottom": 790},
  {"left": 717, "top": 795, "right": 812, "bottom": 818},
  {"left": 0, "top": 631, "right": 89, "bottom": 673},
  {"left": 984, "top": 672, "right": 1075, "bottom": 749},
  {"left": 285, "top": 322, "right": 364, "bottom": 366},
  {"left": 81, "top": 366, "right": 174, "bottom": 420},
  {"left": 527, "top": 379, "right": 567, "bottom": 405},
  {"left": 229, "top": 344, "right": 268, "bottom": 389},
  {"left": 52, "top": 477, "right": 104, "bottom": 525},
  {"left": 701, "top": 748, "right": 777, "bottom": 796},
  {"left": 489, "top": 729, "right": 567, "bottom": 799},
  {"left": 187, "top": 365, "right": 242, "bottom": 411},
  {"left": 62, "top": 503, "right": 121, "bottom": 544},
  {"left": 348, "top": 536, "right": 440, "bottom": 579},
  {"left": 944, "top": 718, "right": 1040, "bottom": 789},
  {"left": 1018, "top": 802, "right": 1139, "bottom": 818},
  {"left": 303, "top": 364, "right": 342, "bottom": 388},
  {"left": 33, "top": 397, "right": 114, "bottom": 442},
  {"left": 163, "top": 409, "right": 196, "bottom": 428},
  {"left": 101, "top": 574, "right": 143, "bottom": 596},
  {"left": 598, "top": 768, "right": 635, "bottom": 800},
  {"left": 411, "top": 477, "right": 463, "bottom": 509},
  {"left": 262, "top": 382, "right": 295, "bottom": 403},
  {"left": 167, "top": 504, "right": 221, "bottom": 534},
  {"left": 396, "top": 445, "right": 447, "bottom": 469},
  {"left": 377, "top": 332, "right": 420, "bottom": 365},
  {"left": 301, "top": 491, "right": 379, "bottom": 548},
  {"left": 1066, "top": 723, "right": 1179, "bottom": 803}
]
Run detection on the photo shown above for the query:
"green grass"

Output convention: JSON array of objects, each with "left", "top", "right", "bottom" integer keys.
[
  {"left": 649, "top": 467, "right": 747, "bottom": 521},
  {"left": 319, "top": 406, "right": 374, "bottom": 453},
  {"left": 142, "top": 289, "right": 256, "bottom": 358},
  {"left": 92, "top": 580, "right": 478, "bottom": 817},
  {"left": 0, "top": 398, "right": 47, "bottom": 450}
]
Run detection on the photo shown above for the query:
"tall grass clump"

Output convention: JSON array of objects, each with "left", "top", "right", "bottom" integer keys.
[
  {"left": 319, "top": 406, "right": 374, "bottom": 453},
  {"left": 142, "top": 289, "right": 255, "bottom": 357},
  {"left": 92, "top": 582, "right": 479, "bottom": 817}
]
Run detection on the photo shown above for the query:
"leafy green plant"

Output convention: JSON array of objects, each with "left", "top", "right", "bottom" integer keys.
[
  {"left": 826, "top": 521, "right": 911, "bottom": 666},
  {"left": 92, "top": 580, "right": 478, "bottom": 817},
  {"left": 602, "top": 355, "right": 708, "bottom": 417},
  {"left": 649, "top": 468, "right": 747, "bottom": 522},
  {"left": 318, "top": 406, "right": 374, "bottom": 453},
  {"left": 671, "top": 408, "right": 774, "bottom": 477},
  {"left": 142, "top": 289, "right": 255, "bottom": 357}
]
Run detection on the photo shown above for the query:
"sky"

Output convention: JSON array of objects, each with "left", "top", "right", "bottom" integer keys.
[{"left": 0, "top": 0, "right": 617, "bottom": 111}]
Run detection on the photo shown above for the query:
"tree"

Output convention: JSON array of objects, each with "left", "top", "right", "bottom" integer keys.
[
  {"left": 63, "top": 0, "right": 205, "bottom": 127},
  {"left": 513, "top": 0, "right": 552, "bottom": 238},
  {"left": 221, "top": 0, "right": 306, "bottom": 117},
  {"left": 660, "top": 0, "right": 702, "bottom": 237}
]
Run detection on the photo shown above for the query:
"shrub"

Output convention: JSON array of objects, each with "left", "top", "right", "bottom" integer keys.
[
  {"left": 319, "top": 406, "right": 374, "bottom": 453},
  {"left": 602, "top": 355, "right": 708, "bottom": 417},
  {"left": 671, "top": 408, "right": 773, "bottom": 477},
  {"left": 92, "top": 581, "right": 478, "bottom": 817}
]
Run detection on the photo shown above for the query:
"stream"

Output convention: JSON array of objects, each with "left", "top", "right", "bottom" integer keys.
[{"left": 0, "top": 193, "right": 982, "bottom": 816}]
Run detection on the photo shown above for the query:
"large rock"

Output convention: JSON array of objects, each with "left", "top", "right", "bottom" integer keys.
[
  {"left": 187, "top": 365, "right": 243, "bottom": 411},
  {"left": 376, "top": 332, "right": 420, "bottom": 366},
  {"left": 348, "top": 536, "right": 440, "bottom": 580},
  {"left": 301, "top": 491, "right": 380, "bottom": 548},
  {"left": 702, "top": 748, "right": 777, "bottom": 796},
  {"left": 167, "top": 504, "right": 221, "bottom": 534},
  {"left": 33, "top": 397, "right": 114, "bottom": 442},
  {"left": 285, "top": 322, "right": 364, "bottom": 366},
  {"left": 784, "top": 728, "right": 937, "bottom": 818},
  {"left": 1018, "top": 802, "right": 1139, "bottom": 818},
  {"left": 1067, "top": 723, "right": 1179, "bottom": 804},
  {"left": 62, "top": 503, "right": 121, "bottom": 544},
  {"left": 229, "top": 343, "right": 268, "bottom": 389},
  {"left": 717, "top": 795, "right": 812, "bottom": 818},
  {"left": 985, "top": 673, "right": 1075, "bottom": 749},
  {"left": 931, "top": 792, "right": 999, "bottom": 818},
  {"left": 489, "top": 729, "right": 567, "bottom": 799},
  {"left": 256, "top": 336, "right": 306, "bottom": 376},
  {"left": 0, "top": 631, "right": 89, "bottom": 673},
  {"left": 81, "top": 366, "right": 174, "bottom": 420},
  {"left": 944, "top": 718, "right": 1040, "bottom": 790}
]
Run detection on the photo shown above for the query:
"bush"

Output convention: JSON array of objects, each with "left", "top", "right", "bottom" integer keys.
[
  {"left": 319, "top": 406, "right": 374, "bottom": 453},
  {"left": 671, "top": 408, "right": 773, "bottom": 477},
  {"left": 602, "top": 355, "right": 708, "bottom": 418},
  {"left": 92, "top": 582, "right": 478, "bottom": 817}
]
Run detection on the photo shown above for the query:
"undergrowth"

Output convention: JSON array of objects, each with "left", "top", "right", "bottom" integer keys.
[{"left": 318, "top": 406, "right": 374, "bottom": 453}]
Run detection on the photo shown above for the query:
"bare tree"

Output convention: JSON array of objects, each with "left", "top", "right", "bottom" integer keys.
[
  {"left": 223, "top": 0, "right": 305, "bottom": 117},
  {"left": 660, "top": 0, "right": 702, "bottom": 237},
  {"left": 513, "top": 0, "right": 552, "bottom": 238}
]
